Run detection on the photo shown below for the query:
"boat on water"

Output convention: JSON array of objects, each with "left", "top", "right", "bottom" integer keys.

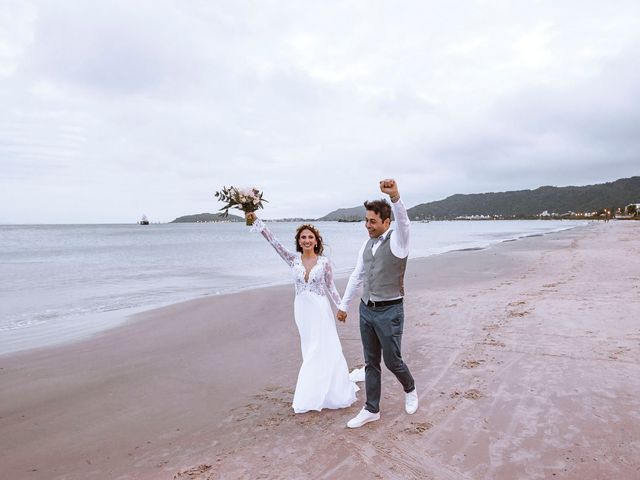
[{"left": 138, "top": 215, "right": 150, "bottom": 225}]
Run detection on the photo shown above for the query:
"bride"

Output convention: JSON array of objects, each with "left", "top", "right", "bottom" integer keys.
[{"left": 246, "top": 212, "right": 359, "bottom": 413}]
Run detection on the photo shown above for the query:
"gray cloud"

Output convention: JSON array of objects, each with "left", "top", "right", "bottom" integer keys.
[
  {"left": 1, "top": 0, "right": 639, "bottom": 223},
  {"left": 421, "top": 43, "right": 640, "bottom": 196}
]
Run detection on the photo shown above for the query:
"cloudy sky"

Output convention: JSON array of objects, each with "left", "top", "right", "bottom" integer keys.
[{"left": 1, "top": 0, "right": 639, "bottom": 223}]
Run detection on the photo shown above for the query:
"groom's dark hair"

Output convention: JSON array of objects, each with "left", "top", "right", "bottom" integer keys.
[{"left": 364, "top": 199, "right": 392, "bottom": 221}]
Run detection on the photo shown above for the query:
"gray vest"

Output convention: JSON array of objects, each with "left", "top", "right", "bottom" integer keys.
[{"left": 361, "top": 230, "right": 408, "bottom": 303}]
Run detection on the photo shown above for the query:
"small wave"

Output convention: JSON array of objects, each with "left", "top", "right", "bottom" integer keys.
[{"left": 0, "top": 317, "right": 49, "bottom": 332}]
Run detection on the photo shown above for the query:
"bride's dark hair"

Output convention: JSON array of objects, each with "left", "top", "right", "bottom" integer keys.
[{"left": 295, "top": 224, "right": 324, "bottom": 255}]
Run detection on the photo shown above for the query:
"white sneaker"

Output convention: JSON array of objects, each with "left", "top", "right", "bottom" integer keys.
[
  {"left": 349, "top": 367, "right": 366, "bottom": 383},
  {"left": 347, "top": 408, "right": 380, "bottom": 428},
  {"left": 405, "top": 388, "right": 418, "bottom": 414}
]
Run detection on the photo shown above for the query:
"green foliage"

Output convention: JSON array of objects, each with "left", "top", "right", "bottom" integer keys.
[
  {"left": 407, "top": 177, "right": 640, "bottom": 219},
  {"left": 214, "top": 186, "right": 268, "bottom": 217},
  {"left": 170, "top": 213, "right": 244, "bottom": 223}
]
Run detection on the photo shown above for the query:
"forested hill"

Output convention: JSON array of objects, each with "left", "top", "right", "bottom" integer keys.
[
  {"left": 407, "top": 176, "right": 640, "bottom": 219},
  {"left": 176, "top": 177, "right": 639, "bottom": 222},
  {"left": 317, "top": 206, "right": 366, "bottom": 221},
  {"left": 170, "top": 213, "right": 244, "bottom": 223}
]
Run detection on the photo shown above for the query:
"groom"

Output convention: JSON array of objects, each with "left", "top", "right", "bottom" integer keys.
[{"left": 337, "top": 178, "right": 418, "bottom": 428}]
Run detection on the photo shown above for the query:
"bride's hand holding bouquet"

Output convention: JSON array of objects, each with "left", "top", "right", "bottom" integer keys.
[
  {"left": 214, "top": 186, "right": 267, "bottom": 225},
  {"left": 245, "top": 212, "right": 257, "bottom": 224}
]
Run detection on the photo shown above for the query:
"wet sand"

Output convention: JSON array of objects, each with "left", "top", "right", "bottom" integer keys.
[{"left": 1, "top": 221, "right": 639, "bottom": 479}]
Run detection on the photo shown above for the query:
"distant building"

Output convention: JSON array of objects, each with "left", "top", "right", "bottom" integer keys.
[
  {"left": 624, "top": 203, "right": 640, "bottom": 215},
  {"left": 538, "top": 210, "right": 559, "bottom": 218},
  {"left": 454, "top": 214, "right": 496, "bottom": 220}
]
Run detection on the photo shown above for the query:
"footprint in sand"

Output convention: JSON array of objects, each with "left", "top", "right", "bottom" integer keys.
[
  {"left": 507, "top": 299, "right": 530, "bottom": 317},
  {"left": 258, "top": 412, "right": 292, "bottom": 428},
  {"left": 461, "top": 359, "right": 485, "bottom": 369},
  {"left": 252, "top": 387, "right": 292, "bottom": 406},
  {"left": 483, "top": 336, "right": 506, "bottom": 347},
  {"left": 227, "top": 386, "right": 295, "bottom": 427},
  {"left": 608, "top": 347, "right": 631, "bottom": 360},
  {"left": 228, "top": 403, "right": 261, "bottom": 423},
  {"left": 463, "top": 389, "right": 484, "bottom": 400},
  {"left": 173, "top": 464, "right": 212, "bottom": 479},
  {"left": 450, "top": 389, "right": 484, "bottom": 400},
  {"left": 403, "top": 421, "right": 433, "bottom": 434}
]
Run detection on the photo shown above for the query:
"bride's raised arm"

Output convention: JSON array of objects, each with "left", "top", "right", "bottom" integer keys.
[{"left": 247, "top": 212, "right": 297, "bottom": 267}]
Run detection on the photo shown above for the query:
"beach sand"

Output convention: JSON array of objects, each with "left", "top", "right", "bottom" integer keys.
[{"left": 1, "top": 221, "right": 639, "bottom": 479}]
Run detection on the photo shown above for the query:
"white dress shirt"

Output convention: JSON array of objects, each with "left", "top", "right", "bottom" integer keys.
[{"left": 339, "top": 198, "right": 410, "bottom": 311}]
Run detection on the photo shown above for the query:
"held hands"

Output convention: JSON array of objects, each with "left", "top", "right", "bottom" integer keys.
[
  {"left": 379, "top": 178, "right": 400, "bottom": 202},
  {"left": 337, "top": 310, "right": 347, "bottom": 322},
  {"left": 245, "top": 212, "right": 257, "bottom": 222}
]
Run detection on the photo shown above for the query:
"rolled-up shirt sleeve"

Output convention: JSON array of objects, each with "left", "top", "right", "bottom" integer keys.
[{"left": 338, "top": 240, "right": 367, "bottom": 311}]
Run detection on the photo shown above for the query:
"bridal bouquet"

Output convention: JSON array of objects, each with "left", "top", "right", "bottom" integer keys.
[{"left": 214, "top": 186, "right": 268, "bottom": 225}]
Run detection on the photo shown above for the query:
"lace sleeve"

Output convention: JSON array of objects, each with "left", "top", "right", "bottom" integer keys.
[
  {"left": 250, "top": 218, "right": 297, "bottom": 267},
  {"left": 323, "top": 258, "right": 342, "bottom": 307}
]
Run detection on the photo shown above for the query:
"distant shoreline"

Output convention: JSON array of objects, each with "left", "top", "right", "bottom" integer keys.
[{"left": 0, "top": 217, "right": 615, "bottom": 226}]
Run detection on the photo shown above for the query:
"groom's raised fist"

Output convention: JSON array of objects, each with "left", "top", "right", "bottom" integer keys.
[{"left": 379, "top": 179, "right": 399, "bottom": 201}]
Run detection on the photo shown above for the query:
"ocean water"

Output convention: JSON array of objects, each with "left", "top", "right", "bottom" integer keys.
[{"left": 0, "top": 220, "right": 586, "bottom": 354}]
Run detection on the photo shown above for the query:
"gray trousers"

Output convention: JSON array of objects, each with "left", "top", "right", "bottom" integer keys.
[{"left": 359, "top": 300, "right": 415, "bottom": 413}]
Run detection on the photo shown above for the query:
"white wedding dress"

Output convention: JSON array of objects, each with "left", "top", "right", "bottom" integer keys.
[{"left": 252, "top": 219, "right": 359, "bottom": 413}]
